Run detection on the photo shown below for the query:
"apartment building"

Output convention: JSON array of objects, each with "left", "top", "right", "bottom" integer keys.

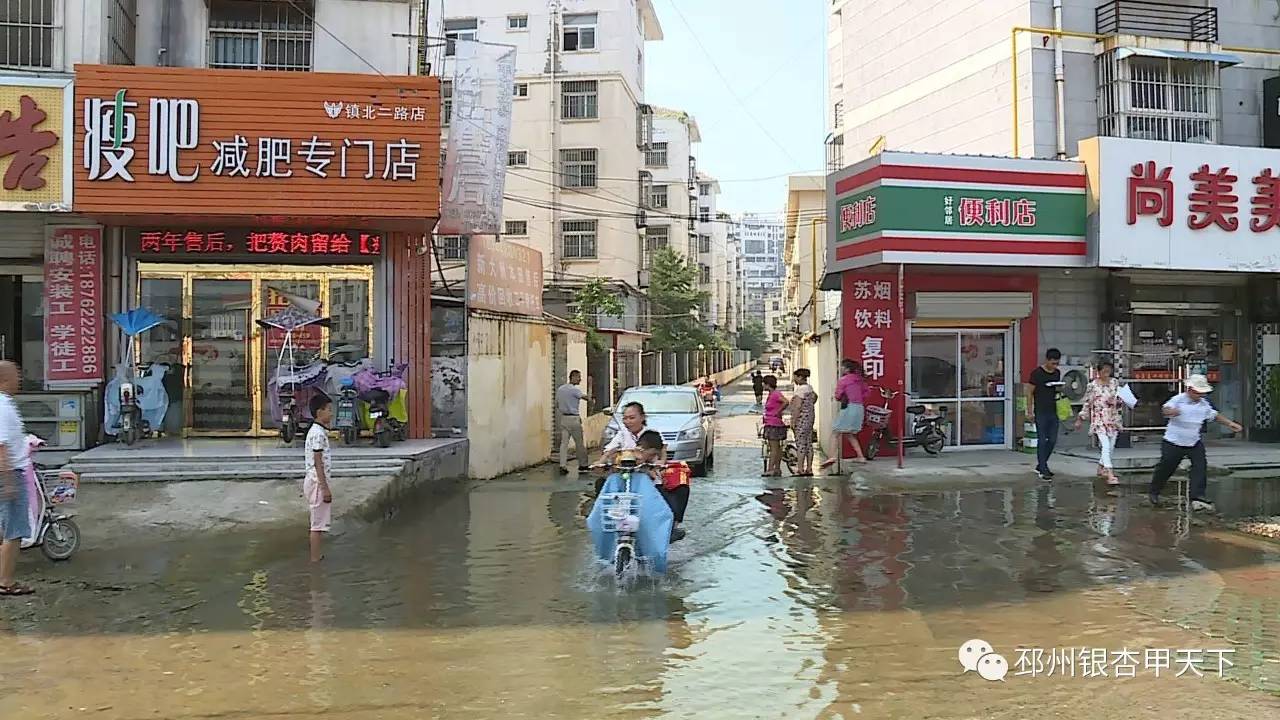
[
  {"left": 825, "top": 0, "right": 1280, "bottom": 447},
  {"left": 739, "top": 211, "right": 786, "bottom": 322},
  {"left": 645, "top": 106, "right": 700, "bottom": 264},
  {"left": 694, "top": 175, "right": 733, "bottom": 335},
  {"left": 781, "top": 174, "right": 831, "bottom": 338},
  {"left": 435, "top": 0, "right": 664, "bottom": 334}
]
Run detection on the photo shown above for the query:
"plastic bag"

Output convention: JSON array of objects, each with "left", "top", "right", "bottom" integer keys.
[
  {"left": 1056, "top": 397, "right": 1074, "bottom": 421},
  {"left": 1118, "top": 384, "right": 1138, "bottom": 409}
]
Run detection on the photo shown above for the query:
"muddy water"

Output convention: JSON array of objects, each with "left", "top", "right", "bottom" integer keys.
[{"left": 4, "top": 396, "right": 1280, "bottom": 717}]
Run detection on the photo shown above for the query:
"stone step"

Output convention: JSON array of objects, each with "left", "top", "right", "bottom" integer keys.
[
  {"left": 69, "top": 457, "right": 403, "bottom": 473},
  {"left": 77, "top": 467, "right": 403, "bottom": 484}
]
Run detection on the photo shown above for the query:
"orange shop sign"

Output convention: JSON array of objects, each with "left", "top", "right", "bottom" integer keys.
[
  {"left": 72, "top": 65, "right": 440, "bottom": 222},
  {"left": 467, "top": 236, "right": 544, "bottom": 317}
]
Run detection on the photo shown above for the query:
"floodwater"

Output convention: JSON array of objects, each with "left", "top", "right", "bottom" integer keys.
[{"left": 3, "top": 388, "right": 1280, "bottom": 718}]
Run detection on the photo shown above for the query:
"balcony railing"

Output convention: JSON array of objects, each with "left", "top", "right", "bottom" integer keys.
[{"left": 1096, "top": 1, "right": 1217, "bottom": 43}]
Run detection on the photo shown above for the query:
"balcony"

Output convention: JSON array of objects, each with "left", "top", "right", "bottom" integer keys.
[{"left": 1096, "top": 1, "right": 1217, "bottom": 43}]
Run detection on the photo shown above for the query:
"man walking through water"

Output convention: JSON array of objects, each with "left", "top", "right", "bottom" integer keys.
[
  {"left": 556, "top": 370, "right": 590, "bottom": 474},
  {"left": 1149, "top": 374, "right": 1242, "bottom": 511},
  {"left": 1026, "top": 348, "right": 1062, "bottom": 480}
]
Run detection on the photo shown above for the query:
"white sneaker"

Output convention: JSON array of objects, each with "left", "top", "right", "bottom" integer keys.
[{"left": 1191, "top": 499, "right": 1216, "bottom": 513}]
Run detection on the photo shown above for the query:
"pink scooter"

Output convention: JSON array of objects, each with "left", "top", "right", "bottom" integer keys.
[{"left": 19, "top": 435, "right": 80, "bottom": 561}]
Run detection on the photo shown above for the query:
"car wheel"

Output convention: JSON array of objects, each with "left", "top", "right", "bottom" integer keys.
[
  {"left": 705, "top": 450, "right": 715, "bottom": 470},
  {"left": 691, "top": 461, "right": 707, "bottom": 477}
]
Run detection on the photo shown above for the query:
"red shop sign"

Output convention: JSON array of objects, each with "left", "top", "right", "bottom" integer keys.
[
  {"left": 44, "top": 226, "right": 104, "bottom": 386},
  {"left": 136, "top": 229, "right": 383, "bottom": 257}
]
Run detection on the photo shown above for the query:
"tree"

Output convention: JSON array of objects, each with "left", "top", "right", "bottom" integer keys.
[
  {"left": 647, "top": 247, "right": 717, "bottom": 351},
  {"left": 738, "top": 319, "right": 768, "bottom": 357},
  {"left": 572, "top": 277, "right": 624, "bottom": 351}
]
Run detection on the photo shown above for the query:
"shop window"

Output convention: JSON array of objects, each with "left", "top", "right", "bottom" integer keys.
[
  {"left": 561, "top": 80, "right": 598, "bottom": 120},
  {"left": 444, "top": 17, "right": 477, "bottom": 56},
  {"left": 562, "top": 12, "right": 597, "bottom": 52},
  {"left": 562, "top": 219, "right": 598, "bottom": 258},
  {"left": 645, "top": 141, "right": 668, "bottom": 168},
  {"left": 0, "top": 0, "right": 57, "bottom": 69},
  {"left": 559, "top": 148, "right": 598, "bottom": 189},
  {"left": 209, "top": 0, "right": 313, "bottom": 71},
  {"left": 1096, "top": 52, "right": 1219, "bottom": 143}
]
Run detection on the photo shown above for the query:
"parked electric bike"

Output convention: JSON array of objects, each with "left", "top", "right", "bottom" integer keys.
[
  {"left": 863, "top": 387, "right": 948, "bottom": 460},
  {"left": 106, "top": 308, "right": 170, "bottom": 446},
  {"left": 257, "top": 306, "right": 331, "bottom": 445},
  {"left": 21, "top": 435, "right": 80, "bottom": 561},
  {"left": 586, "top": 453, "right": 673, "bottom": 579},
  {"left": 353, "top": 362, "right": 409, "bottom": 448}
]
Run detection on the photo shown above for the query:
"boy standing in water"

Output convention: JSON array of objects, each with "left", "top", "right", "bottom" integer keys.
[{"left": 304, "top": 395, "right": 334, "bottom": 562}]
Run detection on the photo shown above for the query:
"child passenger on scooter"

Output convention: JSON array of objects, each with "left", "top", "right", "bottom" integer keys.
[{"left": 636, "top": 430, "right": 690, "bottom": 542}]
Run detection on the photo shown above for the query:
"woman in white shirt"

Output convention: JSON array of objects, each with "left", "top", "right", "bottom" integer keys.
[
  {"left": 602, "top": 402, "right": 648, "bottom": 459},
  {"left": 1148, "top": 374, "right": 1242, "bottom": 511}
]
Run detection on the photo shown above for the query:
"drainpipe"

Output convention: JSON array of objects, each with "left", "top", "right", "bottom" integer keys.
[{"left": 1052, "top": 0, "right": 1068, "bottom": 159}]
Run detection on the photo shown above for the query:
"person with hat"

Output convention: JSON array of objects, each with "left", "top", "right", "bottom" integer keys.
[{"left": 1148, "top": 374, "right": 1242, "bottom": 511}]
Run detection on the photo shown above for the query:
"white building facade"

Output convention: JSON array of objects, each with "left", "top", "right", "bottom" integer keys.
[{"left": 739, "top": 212, "right": 786, "bottom": 326}]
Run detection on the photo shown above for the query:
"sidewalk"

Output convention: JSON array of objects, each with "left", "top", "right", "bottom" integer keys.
[{"left": 835, "top": 447, "right": 1102, "bottom": 490}]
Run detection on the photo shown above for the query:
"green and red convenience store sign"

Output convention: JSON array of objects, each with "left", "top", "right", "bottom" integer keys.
[{"left": 826, "top": 152, "right": 1087, "bottom": 272}]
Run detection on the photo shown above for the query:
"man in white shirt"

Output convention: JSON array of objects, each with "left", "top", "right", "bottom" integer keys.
[
  {"left": 1149, "top": 374, "right": 1242, "bottom": 511},
  {"left": 0, "top": 361, "right": 33, "bottom": 595},
  {"left": 555, "top": 370, "right": 590, "bottom": 474}
]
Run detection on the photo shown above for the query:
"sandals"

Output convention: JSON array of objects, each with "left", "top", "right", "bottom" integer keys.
[{"left": 0, "top": 584, "right": 34, "bottom": 596}]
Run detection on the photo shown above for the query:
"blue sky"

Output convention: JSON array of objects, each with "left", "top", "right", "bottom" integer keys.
[{"left": 645, "top": 0, "right": 827, "bottom": 216}]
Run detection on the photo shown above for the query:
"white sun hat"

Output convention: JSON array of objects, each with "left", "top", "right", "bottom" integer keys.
[{"left": 1185, "top": 374, "right": 1213, "bottom": 394}]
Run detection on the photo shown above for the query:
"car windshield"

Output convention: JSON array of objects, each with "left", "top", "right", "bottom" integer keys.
[{"left": 619, "top": 390, "right": 700, "bottom": 414}]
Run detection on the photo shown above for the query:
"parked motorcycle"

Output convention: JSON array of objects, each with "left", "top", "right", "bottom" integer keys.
[
  {"left": 863, "top": 387, "right": 948, "bottom": 459},
  {"left": 105, "top": 308, "right": 170, "bottom": 446},
  {"left": 257, "top": 306, "right": 331, "bottom": 445},
  {"left": 353, "top": 362, "right": 409, "bottom": 448}
]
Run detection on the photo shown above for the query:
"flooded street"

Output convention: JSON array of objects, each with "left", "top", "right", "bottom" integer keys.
[{"left": 3, "top": 386, "right": 1280, "bottom": 718}]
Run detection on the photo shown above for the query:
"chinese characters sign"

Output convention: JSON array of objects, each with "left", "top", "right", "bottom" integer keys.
[
  {"left": 467, "top": 236, "right": 543, "bottom": 317},
  {"left": 73, "top": 65, "right": 440, "bottom": 222},
  {"left": 439, "top": 41, "right": 516, "bottom": 235},
  {"left": 842, "top": 273, "right": 904, "bottom": 447},
  {"left": 132, "top": 229, "right": 384, "bottom": 259},
  {"left": 848, "top": 278, "right": 896, "bottom": 381},
  {"left": 827, "top": 152, "right": 1086, "bottom": 272},
  {"left": 0, "top": 77, "right": 72, "bottom": 211},
  {"left": 1086, "top": 135, "right": 1280, "bottom": 271},
  {"left": 44, "top": 227, "right": 104, "bottom": 386}
]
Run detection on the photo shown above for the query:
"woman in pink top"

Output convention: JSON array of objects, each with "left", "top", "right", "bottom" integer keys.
[
  {"left": 761, "top": 375, "right": 788, "bottom": 477},
  {"left": 821, "top": 359, "right": 868, "bottom": 471}
]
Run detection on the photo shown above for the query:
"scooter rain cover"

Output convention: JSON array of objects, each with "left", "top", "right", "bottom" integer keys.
[{"left": 587, "top": 472, "right": 674, "bottom": 574}]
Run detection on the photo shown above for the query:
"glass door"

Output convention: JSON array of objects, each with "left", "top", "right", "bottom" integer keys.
[
  {"left": 260, "top": 280, "right": 323, "bottom": 430},
  {"left": 190, "top": 279, "right": 254, "bottom": 433},
  {"left": 909, "top": 328, "right": 1012, "bottom": 448},
  {"left": 138, "top": 277, "right": 185, "bottom": 436}
]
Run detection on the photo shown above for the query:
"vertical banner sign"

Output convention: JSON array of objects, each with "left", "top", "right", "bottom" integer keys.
[
  {"left": 842, "top": 272, "right": 905, "bottom": 452},
  {"left": 44, "top": 227, "right": 104, "bottom": 386},
  {"left": 440, "top": 41, "right": 517, "bottom": 235}
]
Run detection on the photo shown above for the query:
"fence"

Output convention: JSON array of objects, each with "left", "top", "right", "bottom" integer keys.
[{"left": 642, "top": 350, "right": 752, "bottom": 386}]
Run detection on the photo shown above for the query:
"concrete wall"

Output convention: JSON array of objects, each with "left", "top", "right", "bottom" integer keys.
[
  {"left": 791, "top": 328, "right": 840, "bottom": 459},
  {"left": 314, "top": 0, "right": 416, "bottom": 74},
  {"left": 467, "top": 313, "right": 553, "bottom": 479},
  {"left": 1037, "top": 270, "right": 1103, "bottom": 363}
]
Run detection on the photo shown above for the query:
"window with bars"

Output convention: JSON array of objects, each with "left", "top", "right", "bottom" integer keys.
[
  {"left": 833, "top": 100, "right": 844, "bottom": 129},
  {"left": 644, "top": 226, "right": 670, "bottom": 268},
  {"left": 645, "top": 141, "right": 668, "bottom": 168},
  {"left": 444, "top": 18, "right": 477, "bottom": 57},
  {"left": 0, "top": 0, "right": 57, "bottom": 69},
  {"left": 108, "top": 0, "right": 137, "bottom": 65},
  {"left": 560, "top": 148, "right": 598, "bottom": 188},
  {"left": 562, "top": 219, "right": 598, "bottom": 258},
  {"left": 209, "top": 0, "right": 313, "bottom": 71},
  {"left": 438, "top": 235, "right": 465, "bottom": 260},
  {"left": 698, "top": 206, "right": 711, "bottom": 223},
  {"left": 563, "top": 12, "right": 597, "bottom": 52},
  {"left": 699, "top": 234, "right": 711, "bottom": 254},
  {"left": 561, "top": 80, "right": 598, "bottom": 119},
  {"left": 442, "top": 81, "right": 452, "bottom": 126},
  {"left": 1096, "top": 51, "right": 1219, "bottom": 143},
  {"left": 504, "top": 220, "right": 528, "bottom": 236},
  {"left": 507, "top": 150, "right": 528, "bottom": 167},
  {"left": 649, "top": 185, "right": 668, "bottom": 209}
]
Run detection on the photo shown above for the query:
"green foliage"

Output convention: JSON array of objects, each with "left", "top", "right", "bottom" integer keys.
[
  {"left": 647, "top": 247, "right": 717, "bottom": 351},
  {"left": 572, "top": 278, "right": 624, "bottom": 351},
  {"left": 737, "top": 319, "right": 768, "bottom": 357}
]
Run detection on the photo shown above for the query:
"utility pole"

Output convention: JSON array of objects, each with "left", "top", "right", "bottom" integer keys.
[{"left": 547, "top": 0, "right": 563, "bottom": 278}]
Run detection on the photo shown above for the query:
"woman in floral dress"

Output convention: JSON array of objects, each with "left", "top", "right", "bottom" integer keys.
[
  {"left": 1075, "top": 360, "right": 1124, "bottom": 485},
  {"left": 789, "top": 369, "right": 817, "bottom": 476}
]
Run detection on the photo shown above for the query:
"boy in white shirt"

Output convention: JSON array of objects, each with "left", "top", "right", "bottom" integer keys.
[
  {"left": 304, "top": 394, "right": 334, "bottom": 562},
  {"left": 1149, "top": 374, "right": 1242, "bottom": 511}
]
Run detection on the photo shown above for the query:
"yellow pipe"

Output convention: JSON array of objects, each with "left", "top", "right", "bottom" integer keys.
[
  {"left": 1010, "top": 26, "right": 1106, "bottom": 158},
  {"left": 809, "top": 217, "right": 826, "bottom": 337}
]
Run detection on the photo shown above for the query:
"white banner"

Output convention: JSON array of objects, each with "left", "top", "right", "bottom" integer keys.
[{"left": 439, "top": 41, "right": 516, "bottom": 235}]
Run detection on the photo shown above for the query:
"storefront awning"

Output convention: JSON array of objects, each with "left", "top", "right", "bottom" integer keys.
[{"left": 1114, "top": 47, "right": 1242, "bottom": 67}]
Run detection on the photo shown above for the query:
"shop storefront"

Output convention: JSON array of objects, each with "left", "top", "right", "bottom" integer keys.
[
  {"left": 72, "top": 65, "right": 441, "bottom": 439},
  {"left": 0, "top": 75, "right": 104, "bottom": 450},
  {"left": 1082, "top": 136, "right": 1279, "bottom": 439},
  {"left": 826, "top": 152, "right": 1087, "bottom": 452}
]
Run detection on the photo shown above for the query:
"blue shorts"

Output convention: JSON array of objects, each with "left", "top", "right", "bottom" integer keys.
[{"left": 0, "top": 470, "right": 31, "bottom": 542}]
